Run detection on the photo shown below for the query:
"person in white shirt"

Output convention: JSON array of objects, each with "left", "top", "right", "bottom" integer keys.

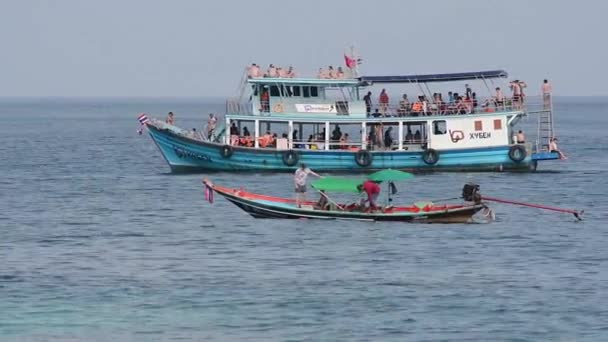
[
  {"left": 206, "top": 113, "right": 217, "bottom": 140},
  {"left": 294, "top": 163, "right": 321, "bottom": 207}
]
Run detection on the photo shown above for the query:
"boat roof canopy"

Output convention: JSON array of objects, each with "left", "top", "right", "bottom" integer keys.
[
  {"left": 359, "top": 70, "right": 508, "bottom": 85},
  {"left": 248, "top": 77, "right": 360, "bottom": 87}
]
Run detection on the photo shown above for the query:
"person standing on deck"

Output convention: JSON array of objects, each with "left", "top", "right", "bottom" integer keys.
[
  {"left": 542, "top": 79, "right": 553, "bottom": 110},
  {"left": 379, "top": 89, "right": 390, "bottom": 116},
  {"left": 165, "top": 112, "right": 175, "bottom": 125},
  {"left": 363, "top": 91, "right": 372, "bottom": 116},
  {"left": 294, "top": 163, "right": 321, "bottom": 208},
  {"left": 206, "top": 113, "right": 217, "bottom": 140}
]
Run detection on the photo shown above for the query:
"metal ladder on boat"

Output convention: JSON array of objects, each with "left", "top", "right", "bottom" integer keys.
[{"left": 531, "top": 98, "right": 555, "bottom": 152}]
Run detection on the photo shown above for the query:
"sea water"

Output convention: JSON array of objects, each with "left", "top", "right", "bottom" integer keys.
[{"left": 1, "top": 97, "right": 607, "bottom": 341}]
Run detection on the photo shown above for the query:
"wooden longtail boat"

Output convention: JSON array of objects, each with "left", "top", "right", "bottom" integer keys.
[{"left": 202, "top": 178, "right": 489, "bottom": 223}]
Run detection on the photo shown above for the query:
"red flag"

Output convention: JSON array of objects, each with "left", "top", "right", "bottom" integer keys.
[{"left": 344, "top": 54, "right": 356, "bottom": 69}]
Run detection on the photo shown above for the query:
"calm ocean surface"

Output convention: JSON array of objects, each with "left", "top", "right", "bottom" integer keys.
[{"left": 1, "top": 97, "right": 607, "bottom": 341}]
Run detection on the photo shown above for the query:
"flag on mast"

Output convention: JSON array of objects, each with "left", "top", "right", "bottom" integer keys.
[{"left": 344, "top": 54, "right": 357, "bottom": 69}]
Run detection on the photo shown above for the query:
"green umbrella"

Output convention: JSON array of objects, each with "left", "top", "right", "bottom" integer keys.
[
  {"left": 311, "top": 176, "right": 363, "bottom": 193},
  {"left": 367, "top": 169, "right": 414, "bottom": 182}
]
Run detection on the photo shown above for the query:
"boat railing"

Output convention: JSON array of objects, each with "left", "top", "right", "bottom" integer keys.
[
  {"left": 366, "top": 96, "right": 532, "bottom": 117},
  {"left": 226, "top": 97, "right": 253, "bottom": 116},
  {"left": 149, "top": 118, "right": 206, "bottom": 141}
]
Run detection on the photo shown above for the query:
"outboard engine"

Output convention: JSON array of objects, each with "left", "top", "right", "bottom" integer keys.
[{"left": 462, "top": 183, "right": 481, "bottom": 203}]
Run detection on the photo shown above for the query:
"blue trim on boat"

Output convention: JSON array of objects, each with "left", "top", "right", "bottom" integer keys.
[{"left": 531, "top": 151, "right": 560, "bottom": 161}]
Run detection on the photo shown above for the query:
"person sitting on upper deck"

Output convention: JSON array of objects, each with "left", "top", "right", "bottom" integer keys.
[
  {"left": 448, "top": 91, "right": 454, "bottom": 104},
  {"left": 379, "top": 89, "right": 389, "bottom": 116},
  {"left": 328, "top": 66, "right": 336, "bottom": 79},
  {"left": 494, "top": 87, "right": 505, "bottom": 108},
  {"left": 456, "top": 97, "right": 468, "bottom": 114},
  {"left": 464, "top": 95, "right": 473, "bottom": 114},
  {"left": 549, "top": 137, "right": 567, "bottom": 160},
  {"left": 276, "top": 67, "right": 286, "bottom": 78},
  {"left": 371, "top": 108, "right": 382, "bottom": 118},
  {"left": 287, "top": 66, "right": 296, "bottom": 78},
  {"left": 472, "top": 92, "right": 478, "bottom": 112},
  {"left": 336, "top": 67, "right": 345, "bottom": 79},
  {"left": 247, "top": 63, "right": 261, "bottom": 78},
  {"left": 267, "top": 64, "right": 277, "bottom": 78},
  {"left": 465, "top": 84, "right": 473, "bottom": 98},
  {"left": 398, "top": 94, "right": 410, "bottom": 116},
  {"left": 482, "top": 99, "right": 495, "bottom": 112},
  {"left": 411, "top": 97, "right": 424, "bottom": 116},
  {"left": 165, "top": 112, "right": 175, "bottom": 125},
  {"left": 317, "top": 68, "right": 327, "bottom": 79}
]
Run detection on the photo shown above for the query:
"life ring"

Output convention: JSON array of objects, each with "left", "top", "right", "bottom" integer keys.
[
  {"left": 422, "top": 148, "right": 439, "bottom": 165},
  {"left": 282, "top": 149, "right": 299, "bottom": 166},
  {"left": 220, "top": 145, "right": 234, "bottom": 159},
  {"left": 355, "top": 150, "right": 373, "bottom": 167},
  {"left": 273, "top": 103, "right": 284, "bottom": 113},
  {"left": 508, "top": 144, "right": 527, "bottom": 163}
]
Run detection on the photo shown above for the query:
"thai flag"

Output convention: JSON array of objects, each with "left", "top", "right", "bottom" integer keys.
[{"left": 138, "top": 113, "right": 149, "bottom": 124}]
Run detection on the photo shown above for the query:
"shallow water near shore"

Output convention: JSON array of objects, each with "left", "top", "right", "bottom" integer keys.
[{"left": 1, "top": 97, "right": 607, "bottom": 341}]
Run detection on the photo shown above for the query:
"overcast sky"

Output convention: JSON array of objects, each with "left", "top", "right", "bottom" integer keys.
[{"left": 1, "top": 0, "right": 607, "bottom": 97}]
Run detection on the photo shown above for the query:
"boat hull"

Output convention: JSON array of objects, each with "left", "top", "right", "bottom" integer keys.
[
  {"left": 208, "top": 182, "right": 486, "bottom": 223},
  {"left": 148, "top": 124, "right": 536, "bottom": 173}
]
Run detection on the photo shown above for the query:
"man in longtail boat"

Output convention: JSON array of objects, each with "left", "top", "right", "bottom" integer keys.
[
  {"left": 359, "top": 179, "right": 381, "bottom": 211},
  {"left": 294, "top": 163, "right": 320, "bottom": 208}
]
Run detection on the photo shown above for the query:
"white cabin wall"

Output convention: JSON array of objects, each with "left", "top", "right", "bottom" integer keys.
[{"left": 428, "top": 115, "right": 509, "bottom": 150}]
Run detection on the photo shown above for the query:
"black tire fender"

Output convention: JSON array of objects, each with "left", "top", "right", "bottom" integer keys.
[
  {"left": 422, "top": 148, "right": 439, "bottom": 165},
  {"left": 220, "top": 145, "right": 234, "bottom": 159},
  {"left": 282, "top": 149, "right": 299, "bottom": 166},
  {"left": 508, "top": 144, "right": 527, "bottom": 163},
  {"left": 355, "top": 150, "right": 373, "bottom": 167}
]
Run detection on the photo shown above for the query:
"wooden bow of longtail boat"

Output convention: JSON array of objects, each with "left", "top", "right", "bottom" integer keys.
[{"left": 202, "top": 179, "right": 488, "bottom": 223}]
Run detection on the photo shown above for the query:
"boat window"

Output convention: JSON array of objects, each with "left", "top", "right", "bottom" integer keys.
[
  {"left": 474, "top": 120, "right": 483, "bottom": 131},
  {"left": 493, "top": 119, "right": 502, "bottom": 130},
  {"left": 310, "top": 87, "right": 318, "bottom": 97},
  {"left": 292, "top": 86, "right": 301, "bottom": 97},
  {"left": 269, "top": 86, "right": 281, "bottom": 97},
  {"left": 303, "top": 86, "right": 310, "bottom": 98},
  {"left": 433, "top": 120, "right": 447, "bottom": 135},
  {"left": 335, "top": 101, "right": 349, "bottom": 115}
]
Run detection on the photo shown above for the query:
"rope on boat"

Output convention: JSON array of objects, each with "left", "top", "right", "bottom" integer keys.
[{"left": 481, "top": 196, "right": 583, "bottom": 221}]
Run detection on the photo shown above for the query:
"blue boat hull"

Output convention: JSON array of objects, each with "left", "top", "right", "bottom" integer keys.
[{"left": 147, "top": 125, "right": 536, "bottom": 172}]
